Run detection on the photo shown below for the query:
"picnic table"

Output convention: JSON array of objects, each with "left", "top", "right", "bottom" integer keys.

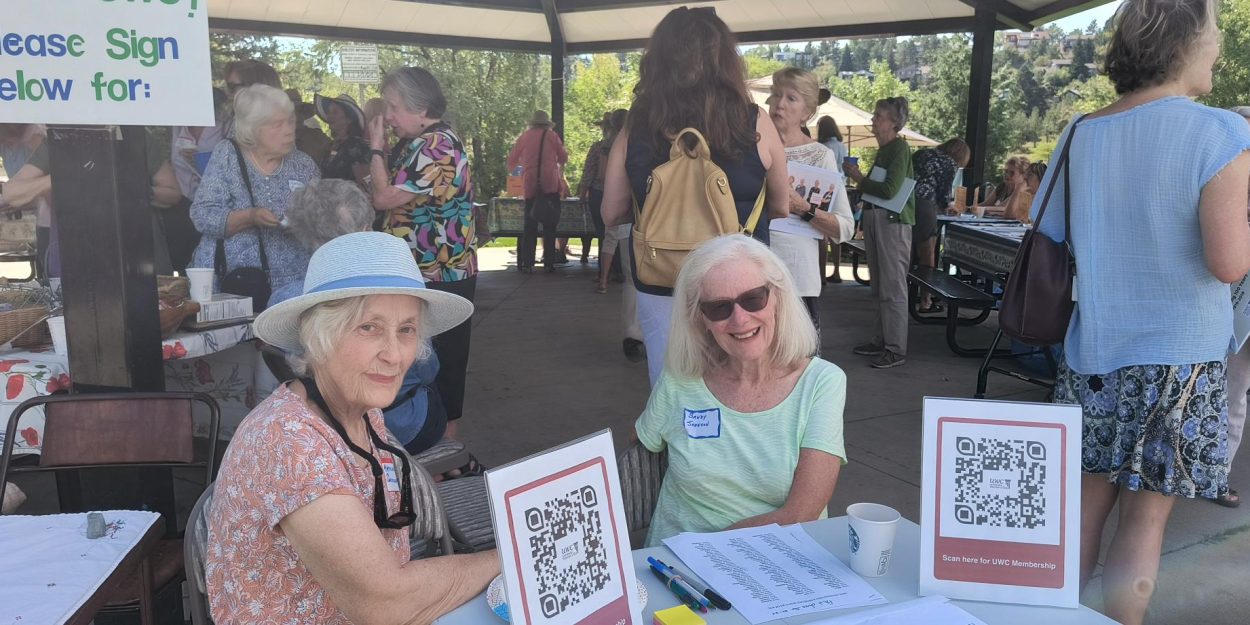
[{"left": 486, "top": 197, "right": 598, "bottom": 238}]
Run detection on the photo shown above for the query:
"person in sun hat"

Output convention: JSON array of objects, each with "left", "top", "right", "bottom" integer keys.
[
  {"left": 315, "top": 93, "right": 371, "bottom": 186},
  {"left": 206, "top": 231, "right": 498, "bottom": 625},
  {"left": 634, "top": 235, "right": 846, "bottom": 547}
]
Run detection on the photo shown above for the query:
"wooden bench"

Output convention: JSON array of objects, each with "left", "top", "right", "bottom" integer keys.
[
  {"left": 841, "top": 239, "right": 869, "bottom": 286},
  {"left": 907, "top": 267, "right": 1001, "bottom": 357}
]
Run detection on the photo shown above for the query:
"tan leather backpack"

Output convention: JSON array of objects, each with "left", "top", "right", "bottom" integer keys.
[{"left": 631, "top": 128, "right": 765, "bottom": 289}]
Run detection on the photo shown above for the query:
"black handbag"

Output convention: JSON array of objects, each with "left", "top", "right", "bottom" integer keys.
[
  {"left": 215, "top": 140, "right": 272, "bottom": 312},
  {"left": 999, "top": 116, "right": 1084, "bottom": 346}
]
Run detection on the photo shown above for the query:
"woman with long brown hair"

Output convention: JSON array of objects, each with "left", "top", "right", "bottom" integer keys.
[{"left": 600, "top": 6, "right": 789, "bottom": 386}]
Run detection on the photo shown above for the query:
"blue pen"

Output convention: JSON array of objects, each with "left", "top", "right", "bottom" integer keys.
[
  {"left": 648, "top": 562, "right": 706, "bottom": 613},
  {"left": 648, "top": 558, "right": 711, "bottom": 610},
  {"left": 653, "top": 558, "right": 731, "bottom": 610}
]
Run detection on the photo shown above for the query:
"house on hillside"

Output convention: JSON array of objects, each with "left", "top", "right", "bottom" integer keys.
[{"left": 1004, "top": 30, "right": 1050, "bottom": 50}]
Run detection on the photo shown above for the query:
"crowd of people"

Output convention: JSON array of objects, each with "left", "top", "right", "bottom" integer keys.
[{"left": 1, "top": 1, "right": 1247, "bottom": 624}]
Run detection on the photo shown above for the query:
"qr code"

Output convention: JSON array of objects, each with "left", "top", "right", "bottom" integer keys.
[
  {"left": 524, "top": 485, "right": 610, "bottom": 618},
  {"left": 952, "top": 437, "right": 1048, "bottom": 530}
]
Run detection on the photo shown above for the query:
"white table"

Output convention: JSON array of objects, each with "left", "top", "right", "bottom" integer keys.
[
  {"left": 0, "top": 510, "right": 163, "bottom": 625},
  {"left": 436, "top": 517, "right": 1116, "bottom": 624}
]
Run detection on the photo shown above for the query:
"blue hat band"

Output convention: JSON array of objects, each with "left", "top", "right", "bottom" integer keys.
[{"left": 306, "top": 274, "right": 427, "bottom": 295}]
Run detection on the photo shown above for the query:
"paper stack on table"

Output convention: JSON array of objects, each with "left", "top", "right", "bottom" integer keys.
[
  {"left": 806, "top": 595, "right": 988, "bottom": 625},
  {"left": 662, "top": 523, "right": 886, "bottom": 624}
]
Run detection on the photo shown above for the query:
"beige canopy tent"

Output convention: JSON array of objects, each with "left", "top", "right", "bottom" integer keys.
[{"left": 746, "top": 76, "right": 940, "bottom": 149}]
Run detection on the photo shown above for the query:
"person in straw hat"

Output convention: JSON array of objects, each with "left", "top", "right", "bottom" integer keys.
[
  {"left": 206, "top": 231, "right": 498, "bottom": 624},
  {"left": 507, "top": 109, "right": 568, "bottom": 272},
  {"left": 315, "top": 93, "right": 371, "bottom": 187}
]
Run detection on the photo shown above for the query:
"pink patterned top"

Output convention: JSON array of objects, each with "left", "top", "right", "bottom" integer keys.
[{"left": 206, "top": 383, "right": 409, "bottom": 624}]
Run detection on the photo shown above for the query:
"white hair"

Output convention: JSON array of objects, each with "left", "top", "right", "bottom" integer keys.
[
  {"left": 233, "top": 84, "right": 294, "bottom": 149},
  {"left": 665, "top": 235, "right": 817, "bottom": 379},
  {"left": 289, "top": 295, "right": 432, "bottom": 377}
]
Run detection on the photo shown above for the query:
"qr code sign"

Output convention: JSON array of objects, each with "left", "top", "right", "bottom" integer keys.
[
  {"left": 939, "top": 422, "right": 1061, "bottom": 545},
  {"left": 525, "top": 485, "right": 611, "bottom": 619},
  {"left": 953, "top": 437, "right": 1047, "bottom": 529}
]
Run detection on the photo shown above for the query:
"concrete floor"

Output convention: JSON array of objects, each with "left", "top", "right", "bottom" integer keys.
[{"left": 458, "top": 246, "right": 1250, "bottom": 625}]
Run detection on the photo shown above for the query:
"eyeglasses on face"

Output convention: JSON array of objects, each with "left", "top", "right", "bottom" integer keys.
[{"left": 699, "top": 285, "right": 770, "bottom": 322}]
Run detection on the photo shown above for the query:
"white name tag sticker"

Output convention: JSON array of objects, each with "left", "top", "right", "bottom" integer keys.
[
  {"left": 380, "top": 456, "right": 401, "bottom": 492},
  {"left": 683, "top": 408, "right": 721, "bottom": 439},
  {"left": 289, "top": 179, "right": 306, "bottom": 192}
]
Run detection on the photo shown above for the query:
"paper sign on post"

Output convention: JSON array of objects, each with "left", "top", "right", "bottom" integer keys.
[
  {"left": 1, "top": 0, "right": 213, "bottom": 126},
  {"left": 340, "top": 44, "right": 380, "bottom": 84},
  {"left": 485, "top": 430, "right": 641, "bottom": 625},
  {"left": 919, "top": 397, "right": 1081, "bottom": 608}
]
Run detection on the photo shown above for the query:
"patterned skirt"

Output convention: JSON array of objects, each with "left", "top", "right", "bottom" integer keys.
[{"left": 1054, "top": 360, "right": 1230, "bottom": 499}]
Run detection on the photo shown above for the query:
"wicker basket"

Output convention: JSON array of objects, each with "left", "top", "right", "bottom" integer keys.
[{"left": 0, "top": 305, "right": 50, "bottom": 348}]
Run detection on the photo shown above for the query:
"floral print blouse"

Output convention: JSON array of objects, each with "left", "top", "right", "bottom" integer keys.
[
  {"left": 384, "top": 124, "right": 478, "bottom": 282},
  {"left": 205, "top": 384, "right": 409, "bottom": 624}
]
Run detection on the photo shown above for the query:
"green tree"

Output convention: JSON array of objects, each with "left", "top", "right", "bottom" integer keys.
[
  {"left": 744, "top": 55, "right": 786, "bottom": 79},
  {"left": 563, "top": 54, "right": 638, "bottom": 191},
  {"left": 1206, "top": 0, "right": 1250, "bottom": 108},
  {"left": 210, "top": 33, "right": 280, "bottom": 81}
]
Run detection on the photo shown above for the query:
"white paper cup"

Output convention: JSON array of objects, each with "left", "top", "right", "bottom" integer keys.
[
  {"left": 46, "top": 316, "right": 67, "bottom": 356},
  {"left": 847, "top": 503, "right": 901, "bottom": 577},
  {"left": 186, "top": 268, "right": 214, "bottom": 303}
]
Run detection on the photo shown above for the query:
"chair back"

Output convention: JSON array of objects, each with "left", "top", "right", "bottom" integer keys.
[
  {"left": 617, "top": 440, "right": 668, "bottom": 538},
  {"left": 185, "top": 481, "right": 216, "bottom": 625},
  {"left": 0, "top": 391, "right": 221, "bottom": 516}
]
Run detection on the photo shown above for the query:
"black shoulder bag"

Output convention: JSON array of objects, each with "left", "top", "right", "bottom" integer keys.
[
  {"left": 999, "top": 116, "right": 1084, "bottom": 346},
  {"left": 215, "top": 140, "right": 272, "bottom": 312}
]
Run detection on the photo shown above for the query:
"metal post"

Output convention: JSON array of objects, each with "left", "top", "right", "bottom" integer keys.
[
  {"left": 552, "top": 50, "right": 565, "bottom": 137},
  {"left": 46, "top": 125, "right": 164, "bottom": 393},
  {"left": 964, "top": 6, "right": 997, "bottom": 198}
]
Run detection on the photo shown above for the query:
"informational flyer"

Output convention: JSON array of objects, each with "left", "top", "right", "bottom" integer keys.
[
  {"left": 919, "top": 398, "right": 1081, "bottom": 608},
  {"left": 1231, "top": 272, "right": 1250, "bottom": 351},
  {"left": 663, "top": 524, "right": 886, "bottom": 624},
  {"left": 485, "top": 430, "right": 641, "bottom": 625},
  {"left": 771, "top": 161, "right": 844, "bottom": 239}
]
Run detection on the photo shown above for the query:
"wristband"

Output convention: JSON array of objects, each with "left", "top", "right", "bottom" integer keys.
[
  {"left": 800, "top": 207, "right": 816, "bottom": 222},
  {"left": 370, "top": 149, "right": 386, "bottom": 159}
]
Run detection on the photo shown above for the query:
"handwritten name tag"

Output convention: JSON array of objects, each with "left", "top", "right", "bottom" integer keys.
[{"left": 683, "top": 408, "right": 721, "bottom": 439}]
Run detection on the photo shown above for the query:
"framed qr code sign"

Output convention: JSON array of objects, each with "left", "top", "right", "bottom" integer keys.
[
  {"left": 919, "top": 397, "right": 1081, "bottom": 608},
  {"left": 485, "top": 429, "right": 641, "bottom": 625}
]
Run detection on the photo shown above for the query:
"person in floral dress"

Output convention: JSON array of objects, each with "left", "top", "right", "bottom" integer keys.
[{"left": 369, "top": 67, "right": 476, "bottom": 440}]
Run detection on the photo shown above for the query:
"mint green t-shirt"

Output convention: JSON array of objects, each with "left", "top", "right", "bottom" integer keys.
[{"left": 635, "top": 358, "right": 847, "bottom": 547}]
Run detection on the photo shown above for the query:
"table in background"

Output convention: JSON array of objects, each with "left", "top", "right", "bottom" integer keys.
[
  {"left": 436, "top": 517, "right": 1115, "bottom": 625},
  {"left": 487, "top": 197, "right": 596, "bottom": 238},
  {"left": 0, "top": 510, "right": 163, "bottom": 625},
  {"left": 941, "top": 221, "right": 1028, "bottom": 282},
  {"left": 0, "top": 321, "right": 276, "bottom": 456}
]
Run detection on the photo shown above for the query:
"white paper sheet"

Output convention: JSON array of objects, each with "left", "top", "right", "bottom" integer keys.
[
  {"left": 808, "top": 595, "right": 988, "bottom": 625},
  {"left": 768, "top": 231, "right": 821, "bottom": 297},
  {"left": 1232, "top": 272, "right": 1250, "bottom": 351},
  {"left": 662, "top": 524, "right": 886, "bottom": 624}
]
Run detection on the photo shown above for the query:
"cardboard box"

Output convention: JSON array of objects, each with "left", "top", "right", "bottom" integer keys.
[{"left": 194, "top": 293, "right": 253, "bottom": 324}]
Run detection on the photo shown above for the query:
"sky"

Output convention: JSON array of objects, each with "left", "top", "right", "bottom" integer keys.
[{"left": 1045, "top": 1, "right": 1123, "bottom": 31}]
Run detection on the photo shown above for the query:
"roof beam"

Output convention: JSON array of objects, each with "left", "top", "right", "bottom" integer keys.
[
  {"left": 558, "top": 0, "right": 712, "bottom": 13},
  {"left": 954, "top": 0, "right": 1036, "bottom": 30},
  {"left": 1026, "top": 0, "right": 1116, "bottom": 26},
  {"left": 566, "top": 16, "right": 978, "bottom": 53},
  {"left": 209, "top": 18, "right": 551, "bottom": 53},
  {"left": 541, "top": 0, "right": 564, "bottom": 50},
  {"left": 407, "top": 0, "right": 542, "bottom": 11}
]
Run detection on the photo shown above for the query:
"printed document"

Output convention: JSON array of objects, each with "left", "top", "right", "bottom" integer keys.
[
  {"left": 808, "top": 595, "right": 988, "bottom": 625},
  {"left": 662, "top": 524, "right": 886, "bottom": 624}
]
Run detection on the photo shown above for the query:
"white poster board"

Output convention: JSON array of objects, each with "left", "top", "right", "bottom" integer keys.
[
  {"left": 919, "top": 397, "right": 1081, "bottom": 608},
  {"left": 340, "top": 44, "right": 380, "bottom": 84},
  {"left": 770, "top": 161, "right": 844, "bottom": 239},
  {"left": 485, "top": 430, "right": 642, "bottom": 625},
  {"left": 1, "top": 0, "right": 212, "bottom": 126},
  {"left": 1231, "top": 272, "right": 1250, "bottom": 352}
]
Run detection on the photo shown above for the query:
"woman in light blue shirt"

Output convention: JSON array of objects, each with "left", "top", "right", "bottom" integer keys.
[{"left": 1032, "top": 2, "right": 1250, "bottom": 623}]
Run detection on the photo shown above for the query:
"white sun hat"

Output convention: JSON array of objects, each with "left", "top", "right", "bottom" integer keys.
[{"left": 253, "top": 232, "right": 474, "bottom": 351}]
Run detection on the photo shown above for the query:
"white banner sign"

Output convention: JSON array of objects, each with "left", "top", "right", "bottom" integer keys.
[
  {"left": 0, "top": 0, "right": 213, "bottom": 126},
  {"left": 339, "top": 44, "right": 379, "bottom": 84}
]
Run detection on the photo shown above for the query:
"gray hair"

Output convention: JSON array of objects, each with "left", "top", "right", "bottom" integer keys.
[
  {"left": 289, "top": 295, "right": 432, "bottom": 377},
  {"left": 1231, "top": 106, "right": 1250, "bottom": 120},
  {"left": 665, "top": 235, "right": 817, "bottom": 379},
  {"left": 381, "top": 67, "right": 447, "bottom": 118},
  {"left": 287, "top": 180, "right": 375, "bottom": 251},
  {"left": 234, "top": 84, "right": 294, "bottom": 149},
  {"left": 875, "top": 96, "right": 910, "bottom": 132}
]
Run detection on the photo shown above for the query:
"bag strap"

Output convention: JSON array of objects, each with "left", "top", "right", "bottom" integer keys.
[
  {"left": 741, "top": 186, "right": 766, "bottom": 236},
  {"left": 536, "top": 128, "right": 548, "bottom": 194},
  {"left": 215, "top": 139, "right": 270, "bottom": 275},
  {"left": 1030, "top": 115, "right": 1086, "bottom": 238}
]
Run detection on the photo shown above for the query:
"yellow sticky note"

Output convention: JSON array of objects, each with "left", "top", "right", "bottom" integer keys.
[{"left": 652, "top": 605, "right": 705, "bottom": 625}]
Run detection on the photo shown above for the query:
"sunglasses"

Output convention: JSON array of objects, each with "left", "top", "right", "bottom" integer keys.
[
  {"left": 699, "top": 285, "right": 770, "bottom": 322},
  {"left": 303, "top": 377, "right": 416, "bottom": 529}
]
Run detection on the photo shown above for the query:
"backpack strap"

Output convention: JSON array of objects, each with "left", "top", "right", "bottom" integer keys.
[{"left": 741, "top": 185, "right": 766, "bottom": 236}]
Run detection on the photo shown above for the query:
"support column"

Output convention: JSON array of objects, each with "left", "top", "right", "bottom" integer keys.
[
  {"left": 47, "top": 125, "right": 163, "bottom": 393},
  {"left": 552, "top": 49, "right": 565, "bottom": 136},
  {"left": 964, "top": 6, "right": 997, "bottom": 197}
]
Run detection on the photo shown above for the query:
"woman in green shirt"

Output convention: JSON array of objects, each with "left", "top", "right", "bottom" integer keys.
[{"left": 844, "top": 97, "right": 915, "bottom": 369}]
